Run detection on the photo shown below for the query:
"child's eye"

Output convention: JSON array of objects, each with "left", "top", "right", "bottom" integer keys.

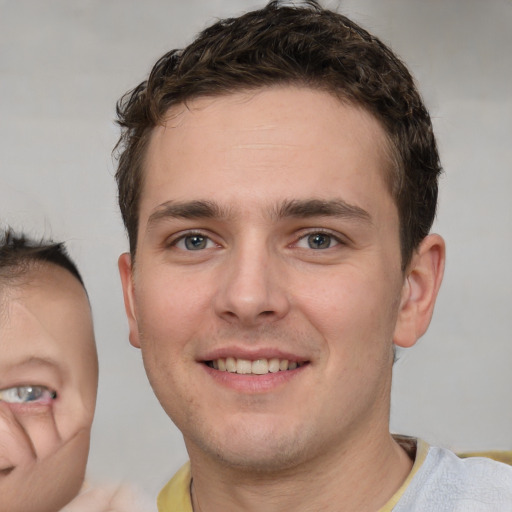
[{"left": 0, "top": 385, "right": 57, "bottom": 404}]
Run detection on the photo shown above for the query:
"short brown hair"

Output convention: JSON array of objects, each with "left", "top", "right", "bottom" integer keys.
[{"left": 115, "top": 0, "right": 441, "bottom": 268}]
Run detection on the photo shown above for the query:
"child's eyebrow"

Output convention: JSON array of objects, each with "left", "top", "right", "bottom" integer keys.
[
  {"left": 12, "top": 356, "right": 61, "bottom": 370},
  {"left": 0, "top": 356, "right": 62, "bottom": 384}
]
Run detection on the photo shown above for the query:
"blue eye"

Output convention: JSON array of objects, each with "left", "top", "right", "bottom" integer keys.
[
  {"left": 0, "top": 386, "right": 57, "bottom": 404},
  {"left": 296, "top": 232, "right": 340, "bottom": 250},
  {"left": 185, "top": 235, "right": 207, "bottom": 250},
  {"left": 308, "top": 233, "right": 332, "bottom": 249},
  {"left": 174, "top": 234, "right": 216, "bottom": 251}
]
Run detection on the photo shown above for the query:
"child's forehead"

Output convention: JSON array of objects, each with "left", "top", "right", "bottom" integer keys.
[
  {"left": 1, "top": 261, "right": 86, "bottom": 303},
  {"left": 0, "top": 265, "right": 95, "bottom": 379},
  {"left": 23, "top": 261, "right": 86, "bottom": 296}
]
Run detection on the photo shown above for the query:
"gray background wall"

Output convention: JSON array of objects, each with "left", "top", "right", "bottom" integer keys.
[{"left": 1, "top": 0, "right": 511, "bottom": 500}]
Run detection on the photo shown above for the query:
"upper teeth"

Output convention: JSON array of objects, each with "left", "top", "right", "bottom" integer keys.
[{"left": 209, "top": 357, "right": 300, "bottom": 375}]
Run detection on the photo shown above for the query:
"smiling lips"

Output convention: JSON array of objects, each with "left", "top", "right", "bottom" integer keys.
[{"left": 206, "top": 357, "right": 306, "bottom": 375}]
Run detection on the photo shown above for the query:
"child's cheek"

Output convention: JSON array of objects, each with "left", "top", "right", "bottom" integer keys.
[{"left": 9, "top": 405, "right": 61, "bottom": 460}]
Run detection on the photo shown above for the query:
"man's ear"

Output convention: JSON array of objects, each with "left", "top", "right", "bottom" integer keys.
[
  {"left": 118, "top": 253, "right": 141, "bottom": 349},
  {"left": 393, "top": 234, "right": 445, "bottom": 348}
]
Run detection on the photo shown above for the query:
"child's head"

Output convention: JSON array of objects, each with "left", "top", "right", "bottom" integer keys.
[{"left": 0, "top": 230, "right": 98, "bottom": 512}]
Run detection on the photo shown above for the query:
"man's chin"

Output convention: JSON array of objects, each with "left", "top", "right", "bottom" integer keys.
[{"left": 187, "top": 424, "right": 311, "bottom": 474}]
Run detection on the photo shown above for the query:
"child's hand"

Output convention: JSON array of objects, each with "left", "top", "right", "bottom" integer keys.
[
  {"left": 60, "top": 483, "right": 154, "bottom": 512},
  {"left": 0, "top": 401, "right": 89, "bottom": 512}
]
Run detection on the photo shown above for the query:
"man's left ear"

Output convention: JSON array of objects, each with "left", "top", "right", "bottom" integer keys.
[{"left": 393, "top": 234, "right": 445, "bottom": 348}]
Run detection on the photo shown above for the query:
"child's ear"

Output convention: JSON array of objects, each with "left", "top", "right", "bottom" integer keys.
[
  {"left": 118, "top": 253, "right": 141, "bottom": 348},
  {"left": 393, "top": 234, "right": 445, "bottom": 348}
]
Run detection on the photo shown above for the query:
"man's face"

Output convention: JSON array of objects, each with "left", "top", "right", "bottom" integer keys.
[
  {"left": 0, "top": 265, "right": 97, "bottom": 512},
  {"left": 121, "top": 86, "right": 409, "bottom": 471}
]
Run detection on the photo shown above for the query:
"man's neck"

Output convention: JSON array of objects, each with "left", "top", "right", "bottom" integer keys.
[{"left": 188, "top": 433, "right": 414, "bottom": 512}]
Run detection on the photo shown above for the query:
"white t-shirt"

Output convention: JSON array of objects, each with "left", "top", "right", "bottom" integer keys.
[
  {"left": 157, "top": 439, "right": 512, "bottom": 511},
  {"left": 391, "top": 443, "right": 512, "bottom": 511}
]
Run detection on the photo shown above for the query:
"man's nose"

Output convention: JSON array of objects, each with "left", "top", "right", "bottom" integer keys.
[{"left": 213, "top": 241, "right": 290, "bottom": 326}]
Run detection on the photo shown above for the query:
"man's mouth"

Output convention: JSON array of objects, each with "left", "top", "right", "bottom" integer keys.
[{"left": 205, "top": 357, "right": 307, "bottom": 375}]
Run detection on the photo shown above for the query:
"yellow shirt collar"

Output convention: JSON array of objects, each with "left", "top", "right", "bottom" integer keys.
[{"left": 157, "top": 439, "right": 429, "bottom": 512}]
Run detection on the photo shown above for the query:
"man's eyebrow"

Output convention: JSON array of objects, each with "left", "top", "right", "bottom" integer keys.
[
  {"left": 147, "top": 200, "right": 231, "bottom": 228},
  {"left": 146, "top": 198, "right": 372, "bottom": 227},
  {"left": 272, "top": 199, "right": 372, "bottom": 223}
]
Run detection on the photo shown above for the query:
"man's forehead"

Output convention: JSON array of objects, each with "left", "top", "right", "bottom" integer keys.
[
  {"left": 161, "top": 89, "right": 278, "bottom": 127},
  {"left": 134, "top": 85, "right": 399, "bottom": 255},
  {"left": 153, "top": 87, "right": 383, "bottom": 141},
  {"left": 145, "top": 87, "right": 394, "bottom": 181}
]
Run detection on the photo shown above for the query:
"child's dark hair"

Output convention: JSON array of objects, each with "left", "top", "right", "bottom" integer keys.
[{"left": 0, "top": 228, "right": 85, "bottom": 288}]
